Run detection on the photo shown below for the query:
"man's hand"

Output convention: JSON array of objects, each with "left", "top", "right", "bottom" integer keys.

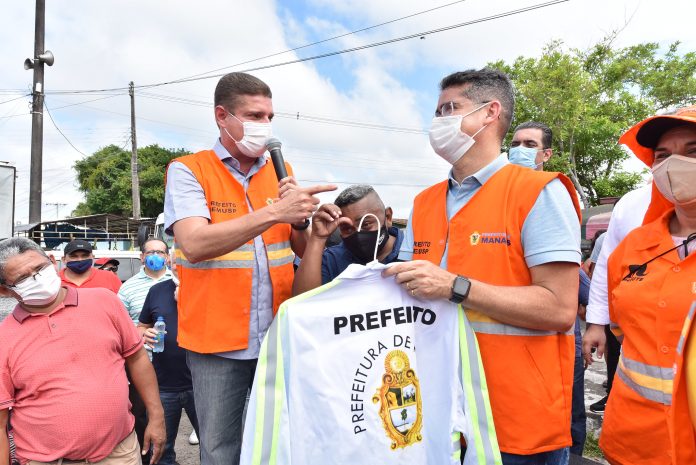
[
  {"left": 272, "top": 183, "right": 337, "bottom": 225},
  {"left": 582, "top": 323, "right": 606, "bottom": 368},
  {"left": 142, "top": 415, "right": 166, "bottom": 463},
  {"left": 382, "top": 260, "right": 455, "bottom": 300},
  {"left": 142, "top": 327, "right": 165, "bottom": 350},
  {"left": 311, "top": 204, "right": 351, "bottom": 239},
  {"left": 278, "top": 176, "right": 299, "bottom": 199}
]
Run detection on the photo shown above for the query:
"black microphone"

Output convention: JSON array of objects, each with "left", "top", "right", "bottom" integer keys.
[
  {"left": 266, "top": 137, "right": 310, "bottom": 230},
  {"left": 266, "top": 138, "right": 287, "bottom": 181}
]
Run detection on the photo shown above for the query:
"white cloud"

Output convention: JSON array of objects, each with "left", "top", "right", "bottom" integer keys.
[{"left": 1, "top": 0, "right": 694, "bottom": 226}]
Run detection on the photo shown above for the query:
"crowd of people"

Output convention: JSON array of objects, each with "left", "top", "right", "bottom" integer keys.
[{"left": 0, "top": 68, "right": 694, "bottom": 465}]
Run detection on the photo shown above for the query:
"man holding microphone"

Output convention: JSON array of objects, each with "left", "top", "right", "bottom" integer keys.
[{"left": 164, "top": 72, "right": 335, "bottom": 465}]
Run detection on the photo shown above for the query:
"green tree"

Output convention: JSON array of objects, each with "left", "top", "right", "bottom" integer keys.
[
  {"left": 491, "top": 38, "right": 696, "bottom": 206},
  {"left": 73, "top": 144, "right": 188, "bottom": 218}
]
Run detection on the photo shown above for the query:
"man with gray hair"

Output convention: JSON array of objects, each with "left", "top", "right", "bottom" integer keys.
[
  {"left": 0, "top": 237, "right": 165, "bottom": 464},
  {"left": 292, "top": 185, "right": 404, "bottom": 295}
]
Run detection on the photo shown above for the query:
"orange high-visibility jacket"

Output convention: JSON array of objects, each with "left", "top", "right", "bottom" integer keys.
[
  {"left": 601, "top": 209, "right": 696, "bottom": 465},
  {"left": 411, "top": 163, "right": 581, "bottom": 455},
  {"left": 669, "top": 301, "right": 696, "bottom": 465},
  {"left": 170, "top": 150, "right": 295, "bottom": 354}
]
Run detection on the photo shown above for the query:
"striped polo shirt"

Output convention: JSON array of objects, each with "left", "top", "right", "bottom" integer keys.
[{"left": 117, "top": 267, "right": 172, "bottom": 324}]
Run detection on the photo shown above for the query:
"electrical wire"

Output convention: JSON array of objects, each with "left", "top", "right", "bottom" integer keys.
[
  {"left": 137, "top": 91, "right": 428, "bottom": 134},
  {"left": 0, "top": 94, "right": 30, "bottom": 106},
  {"left": 161, "top": 0, "right": 469, "bottom": 83},
  {"left": 44, "top": 0, "right": 569, "bottom": 95},
  {"left": 44, "top": 102, "right": 87, "bottom": 157}
]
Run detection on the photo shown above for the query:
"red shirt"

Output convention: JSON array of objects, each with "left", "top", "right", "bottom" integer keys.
[
  {"left": 0, "top": 287, "right": 143, "bottom": 463},
  {"left": 60, "top": 267, "right": 122, "bottom": 293}
]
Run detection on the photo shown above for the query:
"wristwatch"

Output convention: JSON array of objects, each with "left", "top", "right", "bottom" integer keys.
[
  {"left": 449, "top": 275, "right": 471, "bottom": 304},
  {"left": 291, "top": 219, "right": 310, "bottom": 231}
]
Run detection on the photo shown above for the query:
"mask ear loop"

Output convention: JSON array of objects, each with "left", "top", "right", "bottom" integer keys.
[{"left": 357, "top": 213, "right": 381, "bottom": 264}]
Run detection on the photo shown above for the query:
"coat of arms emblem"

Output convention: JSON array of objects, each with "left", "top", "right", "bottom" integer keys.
[
  {"left": 372, "top": 350, "right": 423, "bottom": 449},
  {"left": 470, "top": 231, "right": 481, "bottom": 246}
]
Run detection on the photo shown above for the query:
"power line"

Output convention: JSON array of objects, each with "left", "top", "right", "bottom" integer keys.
[
  {"left": 49, "top": 94, "right": 126, "bottom": 111},
  {"left": 44, "top": 102, "right": 87, "bottom": 156},
  {"left": 44, "top": 0, "right": 569, "bottom": 95},
  {"left": 138, "top": 91, "right": 428, "bottom": 134},
  {"left": 163, "top": 0, "right": 469, "bottom": 83},
  {"left": 0, "top": 94, "right": 30, "bottom": 106}
]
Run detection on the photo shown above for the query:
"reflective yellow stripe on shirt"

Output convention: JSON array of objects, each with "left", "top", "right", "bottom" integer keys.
[
  {"left": 175, "top": 241, "right": 293, "bottom": 270},
  {"left": 465, "top": 309, "right": 574, "bottom": 337},
  {"left": 617, "top": 355, "right": 673, "bottom": 405}
]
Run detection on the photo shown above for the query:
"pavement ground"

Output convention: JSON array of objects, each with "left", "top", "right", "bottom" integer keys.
[{"left": 1, "top": 297, "right": 609, "bottom": 463}]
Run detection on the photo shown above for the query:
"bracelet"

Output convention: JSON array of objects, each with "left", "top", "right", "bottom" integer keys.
[{"left": 292, "top": 219, "right": 310, "bottom": 231}]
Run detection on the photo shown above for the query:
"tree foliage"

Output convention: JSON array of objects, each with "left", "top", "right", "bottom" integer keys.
[
  {"left": 491, "top": 38, "right": 696, "bottom": 205},
  {"left": 73, "top": 144, "right": 188, "bottom": 218}
]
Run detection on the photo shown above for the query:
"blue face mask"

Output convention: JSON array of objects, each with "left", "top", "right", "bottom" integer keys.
[
  {"left": 509, "top": 145, "right": 543, "bottom": 169},
  {"left": 145, "top": 254, "right": 166, "bottom": 272},
  {"left": 66, "top": 258, "right": 93, "bottom": 274}
]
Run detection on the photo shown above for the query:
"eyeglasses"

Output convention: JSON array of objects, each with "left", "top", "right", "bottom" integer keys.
[
  {"left": 144, "top": 250, "right": 167, "bottom": 256},
  {"left": 7, "top": 263, "right": 52, "bottom": 289},
  {"left": 435, "top": 100, "right": 490, "bottom": 118}
]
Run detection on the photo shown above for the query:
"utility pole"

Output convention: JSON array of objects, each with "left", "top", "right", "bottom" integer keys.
[
  {"left": 45, "top": 202, "right": 66, "bottom": 220},
  {"left": 26, "top": 0, "right": 52, "bottom": 224},
  {"left": 129, "top": 81, "right": 141, "bottom": 220}
]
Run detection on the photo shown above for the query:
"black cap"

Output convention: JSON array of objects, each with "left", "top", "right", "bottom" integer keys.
[{"left": 64, "top": 239, "right": 93, "bottom": 255}]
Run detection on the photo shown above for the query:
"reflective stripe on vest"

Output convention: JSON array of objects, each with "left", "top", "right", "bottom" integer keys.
[
  {"left": 175, "top": 241, "right": 293, "bottom": 270},
  {"left": 466, "top": 309, "right": 574, "bottom": 337},
  {"left": 617, "top": 354, "right": 673, "bottom": 405},
  {"left": 677, "top": 302, "right": 696, "bottom": 356}
]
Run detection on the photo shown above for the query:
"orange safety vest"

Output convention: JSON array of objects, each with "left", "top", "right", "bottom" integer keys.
[
  {"left": 669, "top": 302, "right": 696, "bottom": 465},
  {"left": 411, "top": 163, "right": 581, "bottom": 455},
  {"left": 170, "top": 150, "right": 295, "bottom": 354},
  {"left": 601, "top": 209, "right": 696, "bottom": 465}
]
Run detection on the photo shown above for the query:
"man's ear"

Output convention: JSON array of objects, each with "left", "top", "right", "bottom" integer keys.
[
  {"left": 0, "top": 285, "right": 17, "bottom": 299},
  {"left": 543, "top": 149, "right": 553, "bottom": 163},
  {"left": 484, "top": 100, "right": 502, "bottom": 124},
  {"left": 214, "top": 105, "right": 229, "bottom": 127},
  {"left": 385, "top": 207, "right": 393, "bottom": 227}
]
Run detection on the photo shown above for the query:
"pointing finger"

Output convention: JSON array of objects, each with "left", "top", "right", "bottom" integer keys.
[{"left": 304, "top": 184, "right": 338, "bottom": 195}]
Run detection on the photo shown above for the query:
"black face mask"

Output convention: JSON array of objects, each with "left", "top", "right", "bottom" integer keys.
[{"left": 343, "top": 225, "right": 389, "bottom": 264}]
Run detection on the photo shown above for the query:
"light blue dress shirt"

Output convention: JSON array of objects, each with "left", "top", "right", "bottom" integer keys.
[
  {"left": 399, "top": 154, "right": 581, "bottom": 267},
  {"left": 164, "top": 140, "right": 274, "bottom": 360}
]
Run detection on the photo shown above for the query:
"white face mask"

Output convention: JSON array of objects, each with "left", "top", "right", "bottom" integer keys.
[
  {"left": 652, "top": 154, "right": 696, "bottom": 207},
  {"left": 12, "top": 264, "right": 62, "bottom": 306},
  {"left": 429, "top": 102, "right": 489, "bottom": 165},
  {"left": 223, "top": 113, "right": 272, "bottom": 158}
]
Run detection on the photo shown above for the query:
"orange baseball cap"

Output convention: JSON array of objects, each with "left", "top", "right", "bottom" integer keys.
[{"left": 619, "top": 106, "right": 696, "bottom": 166}]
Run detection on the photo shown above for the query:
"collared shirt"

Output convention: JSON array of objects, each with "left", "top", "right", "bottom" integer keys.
[
  {"left": 164, "top": 140, "right": 273, "bottom": 359},
  {"left": 139, "top": 280, "right": 192, "bottom": 392},
  {"left": 0, "top": 287, "right": 143, "bottom": 463},
  {"left": 59, "top": 267, "right": 122, "bottom": 294},
  {"left": 117, "top": 267, "right": 172, "bottom": 324},
  {"left": 321, "top": 227, "right": 404, "bottom": 284},
  {"left": 586, "top": 184, "right": 652, "bottom": 324},
  {"left": 399, "top": 154, "right": 581, "bottom": 267}
]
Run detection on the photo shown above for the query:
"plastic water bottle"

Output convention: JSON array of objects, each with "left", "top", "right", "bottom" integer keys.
[{"left": 153, "top": 316, "right": 166, "bottom": 353}]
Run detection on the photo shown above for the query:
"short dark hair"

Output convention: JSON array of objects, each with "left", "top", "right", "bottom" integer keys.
[
  {"left": 439, "top": 68, "right": 515, "bottom": 137},
  {"left": 334, "top": 185, "right": 383, "bottom": 209},
  {"left": 142, "top": 238, "right": 169, "bottom": 255},
  {"left": 514, "top": 121, "right": 553, "bottom": 149},
  {"left": 214, "top": 72, "right": 272, "bottom": 113}
]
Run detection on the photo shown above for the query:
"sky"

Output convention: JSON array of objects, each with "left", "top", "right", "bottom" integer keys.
[{"left": 1, "top": 0, "right": 695, "bottom": 225}]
